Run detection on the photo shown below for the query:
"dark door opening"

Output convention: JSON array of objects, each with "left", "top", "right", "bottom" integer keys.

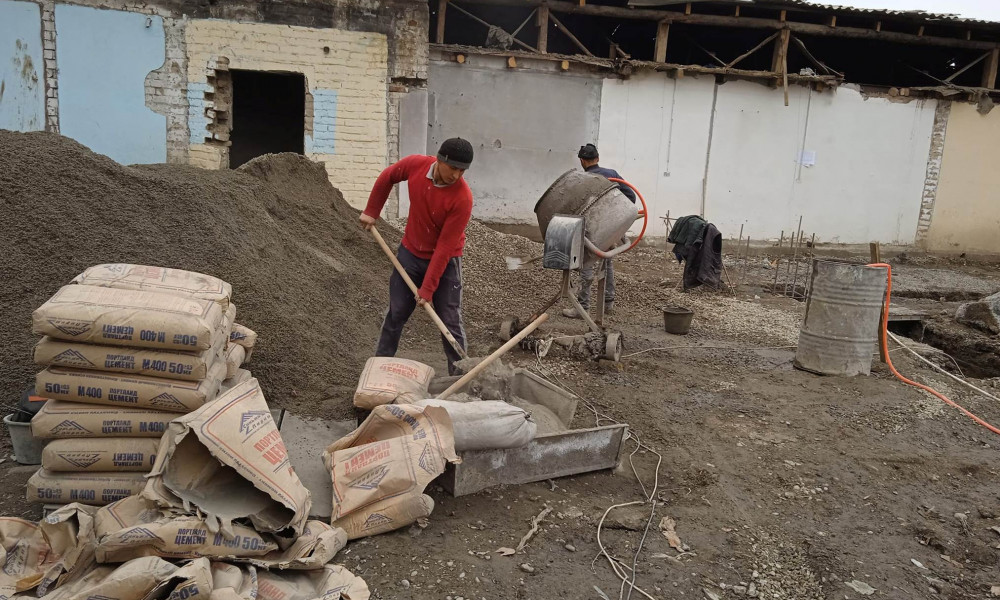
[{"left": 229, "top": 70, "right": 305, "bottom": 168}]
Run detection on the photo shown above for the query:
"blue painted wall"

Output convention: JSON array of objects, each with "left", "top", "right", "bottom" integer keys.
[
  {"left": 0, "top": 0, "right": 45, "bottom": 131},
  {"left": 56, "top": 5, "right": 166, "bottom": 164},
  {"left": 305, "top": 89, "right": 338, "bottom": 154}
]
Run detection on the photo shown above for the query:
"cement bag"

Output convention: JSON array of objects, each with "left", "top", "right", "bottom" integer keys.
[
  {"left": 0, "top": 503, "right": 98, "bottom": 599},
  {"left": 143, "top": 378, "right": 311, "bottom": 536},
  {"left": 34, "top": 336, "right": 222, "bottom": 382},
  {"left": 33, "top": 285, "right": 223, "bottom": 351},
  {"left": 72, "top": 263, "right": 232, "bottom": 308},
  {"left": 323, "top": 404, "right": 457, "bottom": 523},
  {"left": 225, "top": 344, "right": 247, "bottom": 379},
  {"left": 257, "top": 565, "right": 369, "bottom": 600},
  {"left": 38, "top": 556, "right": 181, "bottom": 600},
  {"left": 229, "top": 323, "right": 257, "bottom": 350},
  {"left": 31, "top": 400, "right": 175, "bottom": 439},
  {"left": 415, "top": 399, "right": 537, "bottom": 451},
  {"left": 36, "top": 360, "right": 226, "bottom": 413},
  {"left": 220, "top": 369, "right": 253, "bottom": 394},
  {"left": 353, "top": 357, "right": 435, "bottom": 409},
  {"left": 27, "top": 469, "right": 147, "bottom": 505},
  {"left": 333, "top": 494, "right": 434, "bottom": 540},
  {"left": 96, "top": 496, "right": 347, "bottom": 569},
  {"left": 43, "top": 438, "right": 161, "bottom": 472}
]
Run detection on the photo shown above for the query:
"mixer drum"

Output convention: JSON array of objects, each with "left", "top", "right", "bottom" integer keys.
[{"left": 534, "top": 170, "right": 637, "bottom": 266}]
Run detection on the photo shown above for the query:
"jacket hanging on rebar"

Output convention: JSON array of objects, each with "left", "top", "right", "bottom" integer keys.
[{"left": 668, "top": 215, "right": 722, "bottom": 290}]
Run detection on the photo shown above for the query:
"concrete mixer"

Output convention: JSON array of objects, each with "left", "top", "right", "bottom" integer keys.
[{"left": 499, "top": 169, "right": 648, "bottom": 361}]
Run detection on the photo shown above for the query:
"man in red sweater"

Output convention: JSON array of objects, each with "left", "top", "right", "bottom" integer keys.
[{"left": 360, "top": 138, "right": 475, "bottom": 375}]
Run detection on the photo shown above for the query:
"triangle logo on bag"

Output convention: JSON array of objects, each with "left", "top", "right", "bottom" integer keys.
[
  {"left": 57, "top": 453, "right": 102, "bottom": 469},
  {"left": 50, "top": 420, "right": 92, "bottom": 436},
  {"left": 349, "top": 464, "right": 390, "bottom": 490},
  {"left": 51, "top": 349, "right": 95, "bottom": 368},
  {"left": 362, "top": 512, "right": 393, "bottom": 530},
  {"left": 150, "top": 393, "right": 185, "bottom": 410}
]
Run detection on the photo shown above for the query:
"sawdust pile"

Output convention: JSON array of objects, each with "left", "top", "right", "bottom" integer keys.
[{"left": 0, "top": 130, "right": 401, "bottom": 418}]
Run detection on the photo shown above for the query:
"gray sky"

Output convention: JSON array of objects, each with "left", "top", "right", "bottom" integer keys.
[{"left": 800, "top": 0, "right": 1000, "bottom": 21}]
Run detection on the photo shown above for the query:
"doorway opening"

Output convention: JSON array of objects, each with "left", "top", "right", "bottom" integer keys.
[{"left": 229, "top": 70, "right": 305, "bottom": 168}]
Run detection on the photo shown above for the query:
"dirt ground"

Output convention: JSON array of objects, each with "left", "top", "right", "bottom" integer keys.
[
  {"left": 341, "top": 245, "right": 999, "bottom": 599},
  {"left": 5, "top": 218, "right": 1000, "bottom": 598}
]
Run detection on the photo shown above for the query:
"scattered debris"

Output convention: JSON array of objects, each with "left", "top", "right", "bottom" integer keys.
[
  {"left": 659, "top": 516, "right": 684, "bottom": 551},
  {"left": 515, "top": 506, "right": 553, "bottom": 552},
  {"left": 955, "top": 512, "right": 971, "bottom": 535},
  {"left": 845, "top": 580, "right": 876, "bottom": 595},
  {"left": 911, "top": 558, "right": 928, "bottom": 569},
  {"left": 497, "top": 547, "right": 516, "bottom": 556},
  {"left": 520, "top": 563, "right": 535, "bottom": 573}
]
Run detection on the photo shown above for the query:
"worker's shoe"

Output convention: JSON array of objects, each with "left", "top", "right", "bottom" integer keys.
[
  {"left": 604, "top": 301, "right": 615, "bottom": 314},
  {"left": 562, "top": 307, "right": 585, "bottom": 319}
]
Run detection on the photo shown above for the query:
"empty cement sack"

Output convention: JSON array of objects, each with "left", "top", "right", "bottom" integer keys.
[
  {"left": 36, "top": 361, "right": 226, "bottom": 412},
  {"left": 32, "top": 400, "right": 176, "bottom": 439},
  {"left": 333, "top": 493, "right": 434, "bottom": 540},
  {"left": 323, "top": 403, "right": 458, "bottom": 526},
  {"left": 415, "top": 399, "right": 537, "bottom": 451},
  {"left": 353, "top": 357, "right": 435, "bottom": 409},
  {"left": 257, "top": 565, "right": 370, "bottom": 600},
  {"left": 27, "top": 469, "right": 147, "bottom": 505},
  {"left": 225, "top": 343, "right": 247, "bottom": 379},
  {"left": 34, "top": 285, "right": 223, "bottom": 351},
  {"left": 98, "top": 496, "right": 347, "bottom": 568},
  {"left": 34, "top": 336, "right": 222, "bottom": 381},
  {"left": 72, "top": 263, "right": 233, "bottom": 307},
  {"left": 143, "top": 378, "right": 311, "bottom": 536},
  {"left": 43, "top": 438, "right": 161, "bottom": 472},
  {"left": 0, "top": 502, "right": 98, "bottom": 599}
]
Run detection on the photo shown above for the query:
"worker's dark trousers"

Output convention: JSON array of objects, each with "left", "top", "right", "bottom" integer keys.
[{"left": 376, "top": 245, "right": 467, "bottom": 375}]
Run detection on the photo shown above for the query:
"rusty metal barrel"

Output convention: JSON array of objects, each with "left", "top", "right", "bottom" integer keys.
[{"left": 794, "top": 260, "right": 888, "bottom": 377}]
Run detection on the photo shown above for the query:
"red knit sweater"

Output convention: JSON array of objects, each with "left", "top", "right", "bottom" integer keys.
[{"left": 364, "top": 155, "right": 474, "bottom": 300}]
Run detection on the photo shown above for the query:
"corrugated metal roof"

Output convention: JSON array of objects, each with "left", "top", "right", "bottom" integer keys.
[
  {"left": 751, "top": 0, "right": 999, "bottom": 25},
  {"left": 626, "top": 0, "right": 1000, "bottom": 26}
]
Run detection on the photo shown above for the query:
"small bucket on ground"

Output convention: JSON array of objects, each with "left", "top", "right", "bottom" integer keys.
[
  {"left": 662, "top": 306, "right": 694, "bottom": 335},
  {"left": 4, "top": 413, "right": 44, "bottom": 465}
]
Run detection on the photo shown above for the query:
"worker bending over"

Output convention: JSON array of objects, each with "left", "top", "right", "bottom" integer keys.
[
  {"left": 360, "top": 138, "right": 475, "bottom": 375},
  {"left": 563, "top": 143, "right": 636, "bottom": 319}
]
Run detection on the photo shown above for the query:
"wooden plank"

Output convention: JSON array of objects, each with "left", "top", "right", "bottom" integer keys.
[
  {"left": 685, "top": 2, "right": 691, "bottom": 15},
  {"left": 779, "top": 28, "right": 790, "bottom": 105},
  {"left": 440, "top": 424, "right": 628, "bottom": 496},
  {"left": 869, "top": 242, "right": 881, "bottom": 263},
  {"left": 918, "top": 25, "right": 925, "bottom": 36},
  {"left": 828, "top": 15, "right": 836, "bottom": 28},
  {"left": 875, "top": 20, "right": 881, "bottom": 32},
  {"left": 727, "top": 31, "right": 779, "bottom": 69},
  {"left": 537, "top": 5, "right": 549, "bottom": 53},
  {"left": 944, "top": 50, "right": 990, "bottom": 83},
  {"left": 655, "top": 20, "right": 670, "bottom": 63},
  {"left": 734, "top": 5, "right": 740, "bottom": 17},
  {"left": 507, "top": 56, "right": 517, "bottom": 67},
  {"left": 983, "top": 47, "right": 1000, "bottom": 89},
  {"left": 549, "top": 11, "right": 595, "bottom": 57},
  {"left": 779, "top": 9, "right": 786, "bottom": 22},
  {"left": 436, "top": 0, "right": 448, "bottom": 44},
  {"left": 453, "top": 0, "right": 997, "bottom": 50}
]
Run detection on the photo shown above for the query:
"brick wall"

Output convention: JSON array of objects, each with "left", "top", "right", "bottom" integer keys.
[
  {"left": 915, "top": 101, "right": 951, "bottom": 245},
  {"left": 40, "top": 0, "right": 58, "bottom": 132},
  {"left": 185, "top": 19, "right": 388, "bottom": 207},
  {"left": 144, "top": 17, "right": 188, "bottom": 163}
]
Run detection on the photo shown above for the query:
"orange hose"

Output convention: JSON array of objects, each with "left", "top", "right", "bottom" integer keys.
[
  {"left": 869, "top": 262, "right": 1000, "bottom": 436},
  {"left": 595, "top": 177, "right": 647, "bottom": 256}
]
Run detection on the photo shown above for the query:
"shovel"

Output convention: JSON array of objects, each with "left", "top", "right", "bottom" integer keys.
[{"left": 369, "top": 226, "right": 469, "bottom": 360}]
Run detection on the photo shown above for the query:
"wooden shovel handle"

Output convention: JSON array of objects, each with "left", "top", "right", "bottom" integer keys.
[
  {"left": 438, "top": 312, "right": 549, "bottom": 399},
  {"left": 369, "top": 226, "right": 468, "bottom": 360}
]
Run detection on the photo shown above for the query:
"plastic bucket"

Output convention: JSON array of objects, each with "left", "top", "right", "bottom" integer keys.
[
  {"left": 4, "top": 413, "right": 44, "bottom": 465},
  {"left": 662, "top": 306, "right": 694, "bottom": 335}
]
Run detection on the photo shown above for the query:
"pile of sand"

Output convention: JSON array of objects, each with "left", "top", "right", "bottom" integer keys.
[{"left": 1, "top": 131, "right": 402, "bottom": 418}]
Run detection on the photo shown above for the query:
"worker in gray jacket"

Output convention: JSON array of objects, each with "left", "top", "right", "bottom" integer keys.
[{"left": 563, "top": 143, "right": 635, "bottom": 319}]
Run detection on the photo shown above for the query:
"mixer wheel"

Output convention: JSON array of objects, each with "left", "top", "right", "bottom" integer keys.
[
  {"left": 603, "top": 332, "right": 624, "bottom": 362},
  {"left": 500, "top": 317, "right": 521, "bottom": 342}
]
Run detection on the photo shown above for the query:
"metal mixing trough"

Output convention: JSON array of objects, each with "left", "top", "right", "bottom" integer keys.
[{"left": 500, "top": 170, "right": 647, "bottom": 362}]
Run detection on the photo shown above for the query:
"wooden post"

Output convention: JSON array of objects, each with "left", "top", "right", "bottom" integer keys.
[
  {"left": 869, "top": 242, "right": 881, "bottom": 263},
  {"left": 537, "top": 5, "right": 549, "bottom": 53},
  {"left": 684, "top": 2, "right": 691, "bottom": 15},
  {"left": 828, "top": 15, "right": 836, "bottom": 28},
  {"left": 983, "top": 47, "right": 1000, "bottom": 89},
  {"left": 655, "top": 20, "right": 670, "bottom": 63},
  {"left": 875, "top": 20, "right": 882, "bottom": 32},
  {"left": 608, "top": 42, "right": 618, "bottom": 59},
  {"left": 436, "top": 0, "right": 448, "bottom": 44},
  {"left": 507, "top": 56, "right": 517, "bottom": 68},
  {"left": 734, "top": 5, "right": 740, "bottom": 17},
  {"left": 456, "top": 53, "right": 466, "bottom": 63},
  {"left": 779, "top": 9, "right": 786, "bottom": 22},
  {"left": 777, "top": 28, "right": 790, "bottom": 105},
  {"left": 917, "top": 25, "right": 925, "bottom": 36},
  {"left": 560, "top": 60, "right": 570, "bottom": 70}
]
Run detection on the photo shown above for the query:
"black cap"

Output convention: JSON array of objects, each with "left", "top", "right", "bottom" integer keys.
[
  {"left": 578, "top": 143, "right": 599, "bottom": 160},
  {"left": 437, "top": 138, "right": 474, "bottom": 170}
]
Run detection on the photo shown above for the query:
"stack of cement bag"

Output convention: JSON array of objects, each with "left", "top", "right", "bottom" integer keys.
[
  {"left": 0, "top": 377, "right": 369, "bottom": 600},
  {"left": 26, "top": 264, "right": 257, "bottom": 507}
]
